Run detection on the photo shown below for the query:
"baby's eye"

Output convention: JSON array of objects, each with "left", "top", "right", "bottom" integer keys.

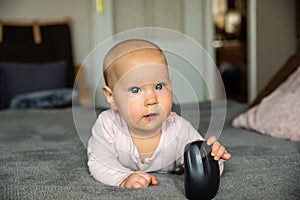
[
  {"left": 155, "top": 83, "right": 164, "bottom": 90},
  {"left": 130, "top": 87, "right": 141, "bottom": 93}
]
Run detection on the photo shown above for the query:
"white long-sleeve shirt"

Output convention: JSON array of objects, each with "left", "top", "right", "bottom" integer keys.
[{"left": 87, "top": 109, "right": 223, "bottom": 186}]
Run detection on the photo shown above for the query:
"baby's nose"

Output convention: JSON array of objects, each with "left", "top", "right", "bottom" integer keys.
[{"left": 144, "top": 89, "right": 158, "bottom": 106}]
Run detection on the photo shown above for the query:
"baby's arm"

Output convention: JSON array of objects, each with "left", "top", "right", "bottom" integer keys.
[
  {"left": 88, "top": 111, "right": 159, "bottom": 188},
  {"left": 88, "top": 144, "right": 157, "bottom": 188},
  {"left": 87, "top": 112, "right": 134, "bottom": 186},
  {"left": 88, "top": 133, "right": 133, "bottom": 186},
  {"left": 88, "top": 136, "right": 157, "bottom": 188}
]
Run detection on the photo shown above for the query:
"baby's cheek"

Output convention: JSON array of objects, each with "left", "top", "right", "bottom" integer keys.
[
  {"left": 127, "top": 99, "right": 143, "bottom": 120},
  {"left": 159, "top": 93, "right": 173, "bottom": 116}
]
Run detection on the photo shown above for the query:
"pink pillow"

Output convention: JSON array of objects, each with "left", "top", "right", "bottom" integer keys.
[{"left": 232, "top": 66, "right": 300, "bottom": 142}]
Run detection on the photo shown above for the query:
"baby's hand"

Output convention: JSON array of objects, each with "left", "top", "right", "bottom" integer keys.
[
  {"left": 207, "top": 136, "right": 231, "bottom": 161},
  {"left": 120, "top": 171, "right": 158, "bottom": 188}
]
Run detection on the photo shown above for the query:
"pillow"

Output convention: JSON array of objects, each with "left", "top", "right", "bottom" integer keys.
[
  {"left": 232, "top": 66, "right": 300, "bottom": 142},
  {"left": 9, "top": 88, "right": 77, "bottom": 109},
  {"left": 0, "top": 61, "right": 67, "bottom": 109},
  {"left": 250, "top": 54, "right": 300, "bottom": 107}
]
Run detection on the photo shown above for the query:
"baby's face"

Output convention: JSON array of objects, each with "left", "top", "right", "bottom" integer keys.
[{"left": 111, "top": 50, "right": 172, "bottom": 137}]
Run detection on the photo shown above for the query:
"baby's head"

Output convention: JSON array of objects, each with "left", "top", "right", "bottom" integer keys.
[
  {"left": 103, "top": 39, "right": 167, "bottom": 88},
  {"left": 102, "top": 39, "right": 173, "bottom": 136}
]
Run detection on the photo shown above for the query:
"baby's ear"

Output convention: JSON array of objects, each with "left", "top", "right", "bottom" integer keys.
[{"left": 102, "top": 86, "right": 118, "bottom": 110}]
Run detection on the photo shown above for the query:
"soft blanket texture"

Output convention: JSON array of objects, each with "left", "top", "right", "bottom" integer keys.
[
  {"left": 232, "top": 66, "right": 300, "bottom": 141},
  {"left": 0, "top": 101, "right": 299, "bottom": 199}
]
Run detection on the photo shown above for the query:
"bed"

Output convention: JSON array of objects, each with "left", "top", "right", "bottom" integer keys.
[{"left": 1, "top": 100, "right": 299, "bottom": 200}]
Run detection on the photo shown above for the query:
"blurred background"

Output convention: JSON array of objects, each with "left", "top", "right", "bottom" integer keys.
[{"left": 0, "top": 0, "right": 298, "bottom": 108}]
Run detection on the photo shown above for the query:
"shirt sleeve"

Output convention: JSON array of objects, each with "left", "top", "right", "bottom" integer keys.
[{"left": 87, "top": 111, "right": 133, "bottom": 186}]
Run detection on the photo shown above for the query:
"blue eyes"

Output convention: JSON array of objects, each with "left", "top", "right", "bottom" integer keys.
[
  {"left": 130, "top": 87, "right": 141, "bottom": 93},
  {"left": 155, "top": 83, "right": 163, "bottom": 90},
  {"left": 129, "top": 83, "right": 164, "bottom": 93}
]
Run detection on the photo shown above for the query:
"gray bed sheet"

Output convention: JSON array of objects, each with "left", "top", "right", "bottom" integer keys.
[{"left": 0, "top": 101, "right": 299, "bottom": 200}]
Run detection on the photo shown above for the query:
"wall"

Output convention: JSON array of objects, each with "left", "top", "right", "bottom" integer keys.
[
  {"left": 256, "top": 0, "right": 296, "bottom": 93},
  {"left": 0, "top": 0, "right": 92, "bottom": 65},
  {"left": 90, "top": 0, "right": 219, "bottom": 107}
]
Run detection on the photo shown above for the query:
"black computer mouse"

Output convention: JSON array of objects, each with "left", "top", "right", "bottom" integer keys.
[{"left": 184, "top": 141, "right": 220, "bottom": 200}]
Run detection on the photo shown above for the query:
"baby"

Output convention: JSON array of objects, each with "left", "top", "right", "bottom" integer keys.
[{"left": 87, "top": 39, "right": 231, "bottom": 188}]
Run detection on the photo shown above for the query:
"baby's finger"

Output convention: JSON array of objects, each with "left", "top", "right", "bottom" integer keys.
[
  {"left": 136, "top": 172, "right": 151, "bottom": 183},
  {"left": 211, "top": 141, "right": 221, "bottom": 156},
  {"left": 214, "top": 145, "right": 225, "bottom": 160},
  {"left": 124, "top": 175, "right": 144, "bottom": 188},
  {"left": 206, "top": 136, "right": 217, "bottom": 145},
  {"left": 221, "top": 151, "right": 232, "bottom": 160},
  {"left": 130, "top": 180, "right": 144, "bottom": 188},
  {"left": 150, "top": 175, "right": 158, "bottom": 185},
  {"left": 138, "top": 177, "right": 150, "bottom": 188}
]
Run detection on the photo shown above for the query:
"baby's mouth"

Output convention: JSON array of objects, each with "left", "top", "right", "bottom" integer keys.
[{"left": 143, "top": 113, "right": 158, "bottom": 121}]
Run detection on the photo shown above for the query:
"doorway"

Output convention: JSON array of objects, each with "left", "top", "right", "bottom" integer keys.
[{"left": 212, "top": 0, "right": 248, "bottom": 102}]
